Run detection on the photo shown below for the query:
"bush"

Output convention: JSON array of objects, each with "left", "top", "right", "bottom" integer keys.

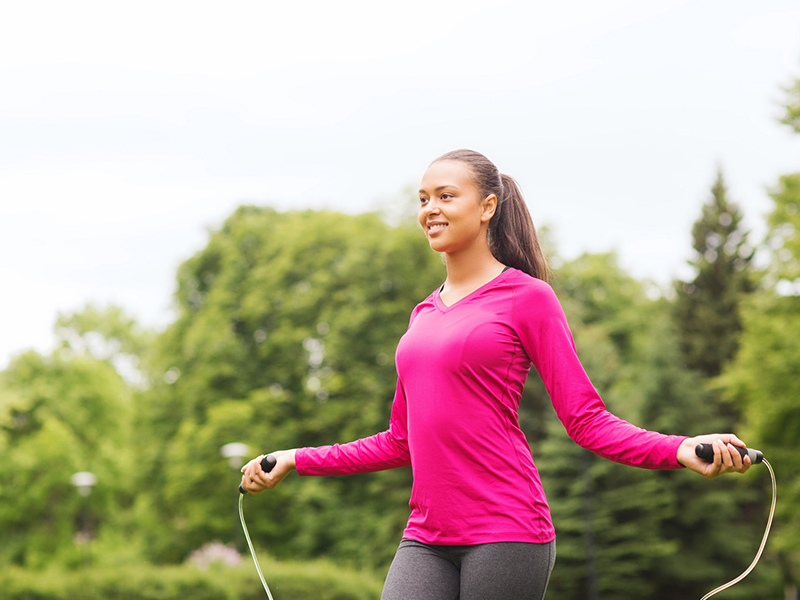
[{"left": 0, "top": 557, "right": 384, "bottom": 600}]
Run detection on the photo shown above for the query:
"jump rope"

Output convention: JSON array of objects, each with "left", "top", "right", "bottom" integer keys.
[{"left": 238, "top": 445, "right": 776, "bottom": 600}]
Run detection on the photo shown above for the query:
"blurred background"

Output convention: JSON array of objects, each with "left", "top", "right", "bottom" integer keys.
[{"left": 1, "top": 1, "right": 800, "bottom": 599}]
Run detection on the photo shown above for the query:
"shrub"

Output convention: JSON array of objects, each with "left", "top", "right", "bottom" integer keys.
[{"left": 0, "top": 557, "right": 384, "bottom": 600}]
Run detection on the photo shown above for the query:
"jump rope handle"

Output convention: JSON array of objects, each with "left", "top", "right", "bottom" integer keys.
[
  {"left": 239, "top": 454, "right": 277, "bottom": 494},
  {"left": 695, "top": 443, "right": 763, "bottom": 465}
]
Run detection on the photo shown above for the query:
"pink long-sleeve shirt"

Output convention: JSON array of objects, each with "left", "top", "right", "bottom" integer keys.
[{"left": 295, "top": 268, "right": 686, "bottom": 545}]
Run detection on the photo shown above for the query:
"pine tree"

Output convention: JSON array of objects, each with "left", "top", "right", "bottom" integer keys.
[
  {"left": 632, "top": 312, "right": 773, "bottom": 599},
  {"left": 673, "top": 169, "right": 755, "bottom": 379},
  {"left": 722, "top": 172, "right": 800, "bottom": 598}
]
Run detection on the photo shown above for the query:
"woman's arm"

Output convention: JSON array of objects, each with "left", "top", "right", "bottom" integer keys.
[
  {"left": 240, "top": 379, "right": 411, "bottom": 494},
  {"left": 515, "top": 280, "right": 747, "bottom": 474}
]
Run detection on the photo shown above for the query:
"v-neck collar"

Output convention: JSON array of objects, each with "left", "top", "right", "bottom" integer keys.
[{"left": 434, "top": 267, "right": 512, "bottom": 312}]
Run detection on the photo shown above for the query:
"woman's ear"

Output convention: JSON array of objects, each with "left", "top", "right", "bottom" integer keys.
[{"left": 480, "top": 194, "right": 498, "bottom": 223}]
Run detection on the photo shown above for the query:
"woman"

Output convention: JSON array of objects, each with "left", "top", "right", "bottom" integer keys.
[{"left": 240, "top": 149, "right": 751, "bottom": 600}]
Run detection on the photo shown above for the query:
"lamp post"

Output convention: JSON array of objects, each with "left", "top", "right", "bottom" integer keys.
[
  {"left": 221, "top": 443, "right": 250, "bottom": 548},
  {"left": 70, "top": 471, "right": 97, "bottom": 497},
  {"left": 221, "top": 443, "right": 251, "bottom": 470},
  {"left": 70, "top": 471, "right": 96, "bottom": 565}
]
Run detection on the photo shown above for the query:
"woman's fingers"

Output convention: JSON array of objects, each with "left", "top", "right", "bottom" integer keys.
[
  {"left": 712, "top": 439, "right": 750, "bottom": 475},
  {"left": 240, "top": 450, "right": 297, "bottom": 494},
  {"left": 678, "top": 435, "right": 752, "bottom": 479},
  {"left": 240, "top": 455, "right": 269, "bottom": 494}
]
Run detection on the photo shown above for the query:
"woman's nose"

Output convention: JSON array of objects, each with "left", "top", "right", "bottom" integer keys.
[{"left": 422, "top": 199, "right": 440, "bottom": 215}]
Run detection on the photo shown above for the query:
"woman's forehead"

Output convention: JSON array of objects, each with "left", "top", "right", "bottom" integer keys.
[{"left": 420, "top": 160, "right": 474, "bottom": 192}]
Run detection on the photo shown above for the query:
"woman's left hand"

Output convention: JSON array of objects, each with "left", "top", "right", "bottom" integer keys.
[{"left": 677, "top": 434, "right": 752, "bottom": 479}]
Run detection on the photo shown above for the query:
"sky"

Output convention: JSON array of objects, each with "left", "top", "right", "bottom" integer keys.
[{"left": 2, "top": 0, "right": 800, "bottom": 368}]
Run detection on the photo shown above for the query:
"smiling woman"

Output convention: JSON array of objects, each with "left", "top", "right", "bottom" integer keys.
[
  {"left": 419, "top": 150, "right": 548, "bottom": 284},
  {"left": 241, "top": 149, "right": 754, "bottom": 600}
]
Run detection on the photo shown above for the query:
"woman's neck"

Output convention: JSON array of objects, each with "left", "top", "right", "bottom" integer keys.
[{"left": 440, "top": 243, "right": 505, "bottom": 305}]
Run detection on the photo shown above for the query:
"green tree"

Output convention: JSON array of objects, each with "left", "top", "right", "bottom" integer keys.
[
  {"left": 136, "top": 206, "right": 445, "bottom": 567},
  {"left": 55, "top": 303, "right": 155, "bottom": 388},
  {"left": 629, "top": 312, "right": 776, "bottom": 599},
  {"left": 0, "top": 346, "right": 134, "bottom": 568},
  {"left": 673, "top": 168, "right": 755, "bottom": 380},
  {"left": 780, "top": 71, "right": 800, "bottom": 133},
  {"left": 538, "top": 253, "right": 774, "bottom": 599},
  {"left": 722, "top": 173, "right": 800, "bottom": 596},
  {"left": 720, "top": 72, "right": 800, "bottom": 597}
]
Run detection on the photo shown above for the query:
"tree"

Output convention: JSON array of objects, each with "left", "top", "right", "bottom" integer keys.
[
  {"left": 673, "top": 168, "right": 755, "bottom": 380},
  {"left": 55, "top": 303, "right": 155, "bottom": 388},
  {"left": 630, "top": 311, "right": 776, "bottom": 599},
  {"left": 135, "top": 206, "right": 445, "bottom": 567},
  {"left": 722, "top": 173, "right": 800, "bottom": 597},
  {"left": 780, "top": 73, "right": 800, "bottom": 134},
  {"left": 538, "top": 253, "right": 774, "bottom": 599},
  {"left": 0, "top": 347, "right": 135, "bottom": 568},
  {"left": 720, "top": 71, "right": 800, "bottom": 598}
]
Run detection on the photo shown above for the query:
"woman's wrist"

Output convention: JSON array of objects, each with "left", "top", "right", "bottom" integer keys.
[
  {"left": 676, "top": 437, "right": 694, "bottom": 468},
  {"left": 279, "top": 448, "right": 297, "bottom": 470}
]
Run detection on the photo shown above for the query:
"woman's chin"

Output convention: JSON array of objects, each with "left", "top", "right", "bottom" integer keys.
[{"left": 428, "top": 240, "right": 448, "bottom": 254}]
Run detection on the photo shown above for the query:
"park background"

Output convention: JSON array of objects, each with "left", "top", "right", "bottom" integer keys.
[{"left": 2, "top": 1, "right": 800, "bottom": 598}]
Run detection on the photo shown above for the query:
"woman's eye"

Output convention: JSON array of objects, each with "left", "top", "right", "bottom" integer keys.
[{"left": 419, "top": 197, "right": 429, "bottom": 205}]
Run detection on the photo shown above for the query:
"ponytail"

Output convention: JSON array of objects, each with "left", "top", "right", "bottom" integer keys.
[
  {"left": 492, "top": 174, "right": 549, "bottom": 282},
  {"left": 432, "top": 149, "right": 549, "bottom": 282}
]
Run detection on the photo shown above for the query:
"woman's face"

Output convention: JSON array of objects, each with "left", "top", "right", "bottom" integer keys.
[{"left": 418, "top": 160, "right": 496, "bottom": 254}]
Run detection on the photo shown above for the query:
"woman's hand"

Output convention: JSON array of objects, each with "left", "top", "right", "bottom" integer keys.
[
  {"left": 240, "top": 449, "right": 297, "bottom": 494},
  {"left": 677, "top": 434, "right": 751, "bottom": 480}
]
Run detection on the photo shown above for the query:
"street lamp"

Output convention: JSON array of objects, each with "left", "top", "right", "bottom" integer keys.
[
  {"left": 71, "top": 471, "right": 96, "bottom": 564},
  {"left": 70, "top": 471, "right": 96, "bottom": 496},
  {"left": 221, "top": 442, "right": 251, "bottom": 470},
  {"left": 221, "top": 443, "right": 251, "bottom": 548}
]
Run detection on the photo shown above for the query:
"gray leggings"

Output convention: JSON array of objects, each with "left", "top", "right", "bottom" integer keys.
[{"left": 381, "top": 538, "right": 556, "bottom": 600}]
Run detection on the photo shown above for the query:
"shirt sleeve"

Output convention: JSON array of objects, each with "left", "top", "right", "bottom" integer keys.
[
  {"left": 513, "top": 279, "right": 686, "bottom": 470},
  {"left": 295, "top": 378, "right": 412, "bottom": 476}
]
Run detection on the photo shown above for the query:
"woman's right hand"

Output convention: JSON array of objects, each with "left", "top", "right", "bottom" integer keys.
[{"left": 240, "top": 449, "right": 297, "bottom": 494}]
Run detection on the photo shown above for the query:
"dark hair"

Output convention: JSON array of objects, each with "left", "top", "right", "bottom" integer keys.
[{"left": 432, "top": 149, "right": 548, "bottom": 282}]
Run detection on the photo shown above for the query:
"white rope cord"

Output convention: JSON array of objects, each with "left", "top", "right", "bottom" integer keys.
[
  {"left": 700, "top": 459, "right": 777, "bottom": 600},
  {"left": 239, "top": 493, "right": 276, "bottom": 600}
]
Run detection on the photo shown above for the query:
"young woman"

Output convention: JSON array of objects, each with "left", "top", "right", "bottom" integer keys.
[{"left": 240, "top": 149, "right": 751, "bottom": 600}]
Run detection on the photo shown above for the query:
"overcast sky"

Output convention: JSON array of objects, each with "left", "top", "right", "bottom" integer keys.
[{"left": 2, "top": 0, "right": 800, "bottom": 368}]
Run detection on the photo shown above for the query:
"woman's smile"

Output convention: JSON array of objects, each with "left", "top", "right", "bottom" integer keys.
[{"left": 426, "top": 221, "right": 448, "bottom": 236}]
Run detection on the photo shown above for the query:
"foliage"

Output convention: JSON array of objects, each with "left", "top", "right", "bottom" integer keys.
[
  {"left": 673, "top": 168, "right": 755, "bottom": 379},
  {"left": 722, "top": 175, "right": 800, "bottom": 587},
  {"left": 135, "top": 206, "right": 445, "bottom": 567},
  {"left": 628, "top": 313, "right": 777, "bottom": 600},
  {"left": 0, "top": 349, "right": 135, "bottom": 568},
  {"left": 722, "top": 292, "right": 800, "bottom": 586},
  {"left": 539, "top": 252, "right": 778, "bottom": 600},
  {"left": 55, "top": 304, "right": 155, "bottom": 388},
  {"left": 716, "top": 77, "right": 800, "bottom": 595},
  {"left": 780, "top": 73, "right": 800, "bottom": 134},
  {"left": 0, "top": 557, "right": 384, "bottom": 600},
  {"left": 765, "top": 173, "right": 800, "bottom": 285}
]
